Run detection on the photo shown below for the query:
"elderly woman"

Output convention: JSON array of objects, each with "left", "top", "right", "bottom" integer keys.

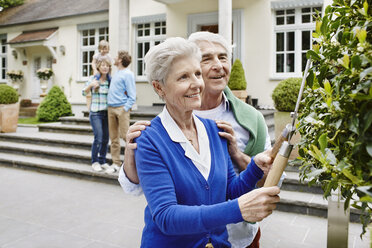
[
  {"left": 134, "top": 37, "right": 279, "bottom": 247},
  {"left": 82, "top": 55, "right": 112, "bottom": 172}
]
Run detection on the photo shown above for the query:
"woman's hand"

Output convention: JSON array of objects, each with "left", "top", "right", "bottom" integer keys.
[
  {"left": 123, "top": 121, "right": 151, "bottom": 184},
  {"left": 91, "top": 80, "right": 100, "bottom": 91},
  {"left": 238, "top": 186, "right": 280, "bottom": 222},
  {"left": 253, "top": 149, "right": 274, "bottom": 174}
]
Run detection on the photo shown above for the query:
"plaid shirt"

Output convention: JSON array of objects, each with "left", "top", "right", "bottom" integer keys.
[{"left": 82, "top": 76, "right": 109, "bottom": 112}]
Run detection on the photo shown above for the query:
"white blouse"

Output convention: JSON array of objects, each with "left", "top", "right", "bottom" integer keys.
[
  {"left": 158, "top": 106, "right": 211, "bottom": 180},
  {"left": 118, "top": 106, "right": 212, "bottom": 195}
]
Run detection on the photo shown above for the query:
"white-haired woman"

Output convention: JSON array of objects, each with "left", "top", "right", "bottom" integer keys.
[{"left": 134, "top": 37, "right": 279, "bottom": 247}]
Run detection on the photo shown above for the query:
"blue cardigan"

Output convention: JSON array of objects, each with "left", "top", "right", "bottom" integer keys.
[{"left": 135, "top": 116, "right": 264, "bottom": 248}]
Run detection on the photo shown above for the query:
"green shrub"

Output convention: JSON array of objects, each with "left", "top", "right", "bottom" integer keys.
[
  {"left": 0, "top": 84, "right": 18, "bottom": 104},
  {"left": 0, "top": 0, "right": 24, "bottom": 9},
  {"left": 228, "top": 59, "right": 247, "bottom": 90},
  {"left": 271, "top": 77, "right": 301, "bottom": 112},
  {"left": 36, "top": 86, "right": 73, "bottom": 122},
  {"left": 298, "top": 0, "right": 371, "bottom": 236}
]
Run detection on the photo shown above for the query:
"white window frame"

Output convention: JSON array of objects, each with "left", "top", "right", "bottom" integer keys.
[
  {"left": 271, "top": 4, "right": 322, "bottom": 79},
  {"left": 0, "top": 35, "right": 7, "bottom": 82},
  {"left": 132, "top": 14, "right": 166, "bottom": 82},
  {"left": 77, "top": 22, "right": 109, "bottom": 81},
  {"left": 187, "top": 9, "right": 243, "bottom": 62}
]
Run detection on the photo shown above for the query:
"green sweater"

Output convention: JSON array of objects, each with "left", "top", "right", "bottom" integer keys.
[{"left": 224, "top": 87, "right": 267, "bottom": 156}]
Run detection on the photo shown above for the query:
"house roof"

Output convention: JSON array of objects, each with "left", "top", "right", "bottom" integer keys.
[
  {"left": 0, "top": 0, "right": 108, "bottom": 28},
  {"left": 8, "top": 28, "right": 58, "bottom": 44}
]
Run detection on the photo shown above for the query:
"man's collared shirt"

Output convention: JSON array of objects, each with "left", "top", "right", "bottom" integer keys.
[
  {"left": 193, "top": 93, "right": 271, "bottom": 162},
  {"left": 107, "top": 68, "right": 136, "bottom": 112}
]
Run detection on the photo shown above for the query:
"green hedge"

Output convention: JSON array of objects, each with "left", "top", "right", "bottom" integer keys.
[
  {"left": 0, "top": 0, "right": 24, "bottom": 9},
  {"left": 271, "top": 77, "right": 301, "bottom": 112},
  {"left": 297, "top": 0, "right": 372, "bottom": 236},
  {"left": 228, "top": 59, "right": 247, "bottom": 90},
  {"left": 0, "top": 84, "right": 18, "bottom": 104},
  {"left": 36, "top": 86, "right": 73, "bottom": 122}
]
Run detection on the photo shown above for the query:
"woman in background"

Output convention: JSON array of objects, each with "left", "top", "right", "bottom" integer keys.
[{"left": 82, "top": 55, "right": 112, "bottom": 172}]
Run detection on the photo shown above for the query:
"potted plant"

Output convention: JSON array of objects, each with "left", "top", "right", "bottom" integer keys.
[
  {"left": 271, "top": 77, "right": 302, "bottom": 160},
  {"left": 227, "top": 59, "right": 248, "bottom": 102},
  {"left": 0, "top": 84, "right": 19, "bottom": 132},
  {"left": 6, "top": 70, "right": 23, "bottom": 93},
  {"left": 36, "top": 68, "right": 53, "bottom": 96},
  {"left": 298, "top": 0, "right": 371, "bottom": 244}
]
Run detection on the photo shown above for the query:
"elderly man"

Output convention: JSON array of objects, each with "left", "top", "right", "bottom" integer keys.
[{"left": 119, "top": 32, "right": 273, "bottom": 248}]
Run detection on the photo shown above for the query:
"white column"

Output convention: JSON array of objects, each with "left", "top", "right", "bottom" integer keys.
[
  {"left": 323, "top": 0, "right": 333, "bottom": 9},
  {"left": 109, "top": 0, "right": 129, "bottom": 57},
  {"left": 218, "top": 0, "right": 232, "bottom": 47}
]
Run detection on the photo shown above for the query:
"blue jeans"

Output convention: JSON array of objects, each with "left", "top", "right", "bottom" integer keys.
[{"left": 89, "top": 111, "right": 109, "bottom": 164}]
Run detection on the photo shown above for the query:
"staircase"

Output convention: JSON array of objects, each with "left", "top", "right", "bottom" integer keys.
[
  {"left": 0, "top": 106, "right": 362, "bottom": 222},
  {"left": 19, "top": 103, "right": 39, "bottom": 117}
]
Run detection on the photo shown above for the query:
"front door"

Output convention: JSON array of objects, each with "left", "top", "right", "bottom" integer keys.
[{"left": 31, "top": 55, "right": 53, "bottom": 102}]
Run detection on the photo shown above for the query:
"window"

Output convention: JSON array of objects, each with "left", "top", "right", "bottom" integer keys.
[
  {"left": 273, "top": 6, "right": 321, "bottom": 77},
  {"left": 79, "top": 25, "right": 109, "bottom": 80},
  {"left": 0, "top": 38, "right": 7, "bottom": 81},
  {"left": 135, "top": 21, "right": 166, "bottom": 80}
]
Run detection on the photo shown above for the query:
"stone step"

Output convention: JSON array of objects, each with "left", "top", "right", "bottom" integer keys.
[
  {"left": 38, "top": 121, "right": 157, "bottom": 134},
  {"left": 38, "top": 122, "right": 93, "bottom": 134},
  {"left": 59, "top": 116, "right": 91, "bottom": 126},
  {"left": 282, "top": 171, "right": 323, "bottom": 195},
  {"left": 82, "top": 106, "right": 163, "bottom": 119},
  {"left": 60, "top": 109, "right": 275, "bottom": 139},
  {"left": 83, "top": 111, "right": 158, "bottom": 120},
  {"left": 0, "top": 128, "right": 125, "bottom": 153},
  {"left": 81, "top": 107, "right": 275, "bottom": 125},
  {"left": 2, "top": 130, "right": 314, "bottom": 194},
  {"left": 58, "top": 116, "right": 150, "bottom": 126},
  {"left": 0, "top": 126, "right": 362, "bottom": 222},
  {"left": 0, "top": 152, "right": 118, "bottom": 184},
  {"left": 277, "top": 189, "right": 362, "bottom": 223},
  {"left": 19, "top": 106, "right": 38, "bottom": 117},
  {"left": 0, "top": 140, "right": 123, "bottom": 165},
  {"left": 0, "top": 151, "right": 362, "bottom": 223}
]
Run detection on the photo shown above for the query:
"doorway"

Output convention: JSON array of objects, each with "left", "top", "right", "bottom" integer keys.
[
  {"left": 187, "top": 9, "right": 243, "bottom": 61},
  {"left": 31, "top": 55, "right": 53, "bottom": 102},
  {"left": 200, "top": 24, "right": 218, "bottom": 33}
]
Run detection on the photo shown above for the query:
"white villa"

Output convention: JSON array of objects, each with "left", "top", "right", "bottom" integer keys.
[{"left": 0, "top": 0, "right": 330, "bottom": 108}]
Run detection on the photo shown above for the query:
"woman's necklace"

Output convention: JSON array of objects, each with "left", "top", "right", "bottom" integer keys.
[{"left": 184, "top": 130, "right": 199, "bottom": 152}]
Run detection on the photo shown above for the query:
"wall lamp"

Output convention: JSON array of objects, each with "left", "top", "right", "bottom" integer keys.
[
  {"left": 12, "top": 50, "right": 18, "bottom": 59},
  {"left": 59, "top": 45, "right": 66, "bottom": 56}
]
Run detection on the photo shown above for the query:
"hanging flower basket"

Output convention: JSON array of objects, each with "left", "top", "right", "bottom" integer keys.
[
  {"left": 6, "top": 70, "right": 23, "bottom": 81},
  {"left": 36, "top": 68, "right": 53, "bottom": 80},
  {"left": 6, "top": 70, "right": 24, "bottom": 94}
]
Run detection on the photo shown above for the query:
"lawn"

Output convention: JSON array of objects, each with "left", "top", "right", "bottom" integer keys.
[{"left": 18, "top": 117, "right": 48, "bottom": 125}]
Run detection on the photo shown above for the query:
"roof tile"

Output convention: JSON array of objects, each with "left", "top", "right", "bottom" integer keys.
[
  {"left": 8, "top": 28, "right": 58, "bottom": 44},
  {"left": 0, "top": 0, "right": 108, "bottom": 27}
]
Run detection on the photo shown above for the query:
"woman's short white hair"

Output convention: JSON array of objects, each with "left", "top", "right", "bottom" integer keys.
[
  {"left": 188, "top": 31, "right": 232, "bottom": 60},
  {"left": 144, "top": 37, "right": 201, "bottom": 84}
]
